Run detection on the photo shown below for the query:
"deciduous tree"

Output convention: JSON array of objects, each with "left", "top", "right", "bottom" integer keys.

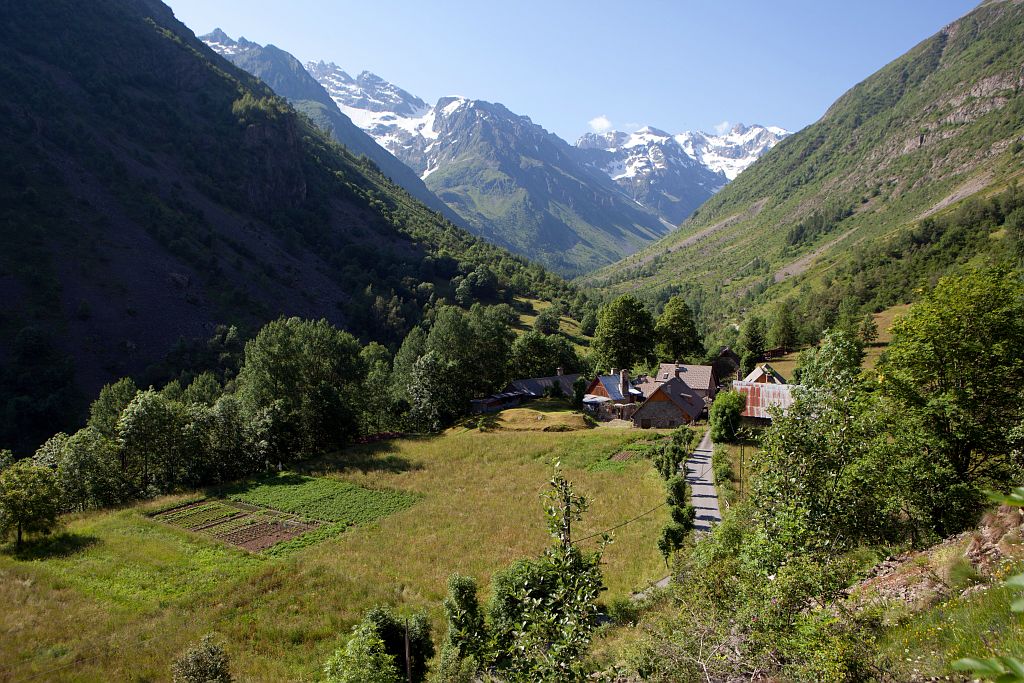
[
  {"left": 0, "top": 459, "right": 60, "bottom": 547},
  {"left": 655, "top": 296, "right": 703, "bottom": 362},
  {"left": 237, "top": 317, "right": 363, "bottom": 458},
  {"left": 593, "top": 295, "right": 655, "bottom": 371},
  {"left": 709, "top": 391, "right": 745, "bottom": 443}
]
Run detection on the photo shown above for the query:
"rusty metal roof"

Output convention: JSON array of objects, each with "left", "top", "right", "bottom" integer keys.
[{"left": 732, "top": 381, "right": 796, "bottom": 419}]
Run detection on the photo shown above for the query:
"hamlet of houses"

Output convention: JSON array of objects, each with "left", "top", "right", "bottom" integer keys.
[{"left": 471, "top": 347, "right": 799, "bottom": 430}]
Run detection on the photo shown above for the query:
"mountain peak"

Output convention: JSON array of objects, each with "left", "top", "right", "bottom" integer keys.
[{"left": 205, "top": 28, "right": 233, "bottom": 44}]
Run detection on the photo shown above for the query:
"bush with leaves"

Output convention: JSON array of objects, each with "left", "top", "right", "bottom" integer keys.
[
  {"left": 658, "top": 475, "right": 695, "bottom": 563},
  {"left": 0, "top": 459, "right": 60, "bottom": 547},
  {"left": 324, "top": 623, "right": 402, "bottom": 683},
  {"left": 709, "top": 391, "right": 745, "bottom": 443},
  {"left": 171, "top": 634, "right": 232, "bottom": 683},
  {"left": 437, "top": 472, "right": 608, "bottom": 681}
]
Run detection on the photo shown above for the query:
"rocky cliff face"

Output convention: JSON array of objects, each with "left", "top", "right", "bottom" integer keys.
[{"left": 202, "top": 32, "right": 455, "bottom": 219}]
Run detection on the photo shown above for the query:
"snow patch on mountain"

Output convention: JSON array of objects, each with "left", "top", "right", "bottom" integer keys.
[{"left": 674, "top": 123, "right": 790, "bottom": 180}]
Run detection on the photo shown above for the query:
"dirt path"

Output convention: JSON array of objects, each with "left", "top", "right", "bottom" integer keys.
[
  {"left": 633, "top": 429, "right": 721, "bottom": 599},
  {"left": 686, "top": 429, "right": 721, "bottom": 533},
  {"left": 773, "top": 226, "right": 857, "bottom": 283}
]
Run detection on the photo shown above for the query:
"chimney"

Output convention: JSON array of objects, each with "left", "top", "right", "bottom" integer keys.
[
  {"left": 610, "top": 368, "right": 618, "bottom": 377},
  {"left": 556, "top": 367, "right": 564, "bottom": 376},
  {"left": 619, "top": 369, "right": 629, "bottom": 399}
]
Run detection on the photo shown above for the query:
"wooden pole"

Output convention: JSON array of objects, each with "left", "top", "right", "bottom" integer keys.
[{"left": 405, "top": 618, "right": 412, "bottom": 683}]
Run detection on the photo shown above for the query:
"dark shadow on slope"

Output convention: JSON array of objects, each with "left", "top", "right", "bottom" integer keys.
[{"left": 3, "top": 532, "right": 99, "bottom": 560}]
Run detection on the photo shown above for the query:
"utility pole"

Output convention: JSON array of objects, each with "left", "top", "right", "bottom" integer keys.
[{"left": 405, "top": 618, "right": 412, "bottom": 683}]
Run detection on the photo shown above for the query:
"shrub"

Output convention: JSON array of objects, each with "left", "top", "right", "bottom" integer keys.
[
  {"left": 711, "top": 444, "right": 734, "bottom": 484},
  {"left": 171, "top": 634, "right": 232, "bottom": 683},
  {"left": 606, "top": 596, "right": 641, "bottom": 626},
  {"left": 323, "top": 623, "right": 401, "bottom": 683},
  {"left": 709, "top": 391, "right": 745, "bottom": 443}
]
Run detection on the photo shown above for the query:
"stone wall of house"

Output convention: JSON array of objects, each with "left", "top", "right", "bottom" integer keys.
[{"left": 633, "top": 400, "right": 688, "bottom": 429}]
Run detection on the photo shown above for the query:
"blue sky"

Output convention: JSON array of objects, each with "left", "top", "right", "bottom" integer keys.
[{"left": 166, "top": 0, "right": 979, "bottom": 141}]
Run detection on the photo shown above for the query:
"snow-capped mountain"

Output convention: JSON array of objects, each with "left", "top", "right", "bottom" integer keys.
[
  {"left": 574, "top": 124, "right": 790, "bottom": 223},
  {"left": 305, "top": 60, "right": 788, "bottom": 273},
  {"left": 200, "top": 31, "right": 456, "bottom": 220},
  {"left": 575, "top": 127, "right": 729, "bottom": 225},
  {"left": 309, "top": 62, "right": 671, "bottom": 276},
  {"left": 676, "top": 124, "right": 791, "bottom": 180}
]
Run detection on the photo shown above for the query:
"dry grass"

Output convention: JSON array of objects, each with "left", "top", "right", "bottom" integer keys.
[
  {"left": 863, "top": 303, "right": 911, "bottom": 370},
  {"left": 0, "top": 428, "right": 666, "bottom": 681},
  {"left": 493, "top": 406, "right": 591, "bottom": 431}
]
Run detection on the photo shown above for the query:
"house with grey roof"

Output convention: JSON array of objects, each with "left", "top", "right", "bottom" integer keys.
[
  {"left": 470, "top": 368, "right": 580, "bottom": 414},
  {"left": 583, "top": 369, "right": 642, "bottom": 420},
  {"left": 508, "top": 370, "right": 579, "bottom": 399},
  {"left": 654, "top": 363, "right": 719, "bottom": 402},
  {"left": 631, "top": 376, "right": 705, "bottom": 429}
]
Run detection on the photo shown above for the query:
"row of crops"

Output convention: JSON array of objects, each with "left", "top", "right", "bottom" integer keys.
[
  {"left": 150, "top": 473, "right": 418, "bottom": 552},
  {"left": 221, "top": 472, "right": 418, "bottom": 525}
]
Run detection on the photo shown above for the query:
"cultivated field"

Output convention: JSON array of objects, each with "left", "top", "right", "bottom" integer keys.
[
  {"left": 149, "top": 475, "right": 418, "bottom": 554},
  {"left": 0, "top": 425, "right": 672, "bottom": 681}
]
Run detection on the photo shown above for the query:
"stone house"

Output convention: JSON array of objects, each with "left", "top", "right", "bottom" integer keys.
[
  {"left": 631, "top": 376, "right": 705, "bottom": 429},
  {"left": 653, "top": 363, "right": 719, "bottom": 402}
]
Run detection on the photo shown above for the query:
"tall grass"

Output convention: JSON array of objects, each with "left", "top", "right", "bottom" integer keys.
[{"left": 0, "top": 428, "right": 665, "bottom": 680}]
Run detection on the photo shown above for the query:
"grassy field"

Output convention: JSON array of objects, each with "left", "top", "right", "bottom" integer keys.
[
  {"left": 759, "top": 302, "right": 914, "bottom": 380},
  {"left": 0, "top": 426, "right": 669, "bottom": 681},
  {"left": 513, "top": 296, "right": 592, "bottom": 349}
]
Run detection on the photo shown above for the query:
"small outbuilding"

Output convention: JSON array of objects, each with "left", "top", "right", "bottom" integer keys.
[{"left": 732, "top": 380, "right": 796, "bottom": 426}]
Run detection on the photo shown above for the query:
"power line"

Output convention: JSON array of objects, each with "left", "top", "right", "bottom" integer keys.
[
  {"left": 575, "top": 501, "right": 667, "bottom": 543},
  {"left": 2, "top": 631, "right": 160, "bottom": 681}
]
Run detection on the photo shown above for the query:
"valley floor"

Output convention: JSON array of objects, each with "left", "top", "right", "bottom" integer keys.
[{"left": 0, "top": 426, "right": 669, "bottom": 681}]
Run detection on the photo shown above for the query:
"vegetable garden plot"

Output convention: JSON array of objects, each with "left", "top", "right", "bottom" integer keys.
[
  {"left": 149, "top": 475, "right": 417, "bottom": 553},
  {"left": 151, "top": 499, "right": 323, "bottom": 552}
]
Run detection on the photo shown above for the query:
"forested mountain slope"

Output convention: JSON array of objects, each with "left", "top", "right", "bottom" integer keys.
[
  {"left": 0, "top": 0, "right": 574, "bottom": 452},
  {"left": 200, "top": 30, "right": 460, "bottom": 223},
  {"left": 584, "top": 0, "right": 1024, "bottom": 333}
]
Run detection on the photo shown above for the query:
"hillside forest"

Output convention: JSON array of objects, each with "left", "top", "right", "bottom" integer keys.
[{"left": 1, "top": 0, "right": 1023, "bottom": 682}]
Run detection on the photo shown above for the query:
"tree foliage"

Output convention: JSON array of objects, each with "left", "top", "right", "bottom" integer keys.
[
  {"left": 881, "top": 268, "right": 1024, "bottom": 499},
  {"left": 709, "top": 391, "right": 745, "bottom": 443},
  {"left": 236, "top": 317, "right": 363, "bottom": 458},
  {"left": 0, "top": 460, "right": 60, "bottom": 547},
  {"left": 509, "top": 331, "right": 580, "bottom": 380},
  {"left": 323, "top": 623, "right": 401, "bottom": 683},
  {"left": 593, "top": 295, "right": 655, "bottom": 371},
  {"left": 655, "top": 295, "right": 703, "bottom": 362}
]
